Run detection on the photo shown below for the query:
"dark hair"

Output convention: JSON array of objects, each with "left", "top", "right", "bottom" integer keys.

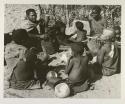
[
  {"left": 70, "top": 43, "right": 84, "bottom": 56},
  {"left": 92, "top": 6, "right": 101, "bottom": 13},
  {"left": 75, "top": 21, "right": 84, "bottom": 31},
  {"left": 12, "top": 29, "right": 29, "bottom": 45},
  {"left": 26, "top": 9, "right": 36, "bottom": 16}
]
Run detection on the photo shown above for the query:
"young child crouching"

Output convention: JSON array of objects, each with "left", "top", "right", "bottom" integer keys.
[
  {"left": 4, "top": 29, "right": 48, "bottom": 90},
  {"left": 46, "top": 43, "right": 92, "bottom": 96},
  {"left": 64, "top": 43, "right": 92, "bottom": 93}
]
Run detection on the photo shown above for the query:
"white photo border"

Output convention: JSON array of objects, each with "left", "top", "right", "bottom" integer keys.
[{"left": 0, "top": 0, "right": 125, "bottom": 104}]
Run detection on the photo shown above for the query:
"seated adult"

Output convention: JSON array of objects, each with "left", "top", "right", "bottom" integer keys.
[
  {"left": 21, "top": 9, "right": 46, "bottom": 37},
  {"left": 21, "top": 9, "right": 47, "bottom": 51}
]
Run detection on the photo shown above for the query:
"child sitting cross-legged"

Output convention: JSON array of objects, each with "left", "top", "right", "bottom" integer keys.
[{"left": 63, "top": 43, "right": 92, "bottom": 94}]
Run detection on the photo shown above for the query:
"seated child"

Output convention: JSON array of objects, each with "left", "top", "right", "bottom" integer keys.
[
  {"left": 46, "top": 43, "right": 92, "bottom": 93},
  {"left": 64, "top": 43, "right": 92, "bottom": 93},
  {"left": 70, "top": 21, "right": 87, "bottom": 42},
  {"left": 4, "top": 29, "right": 48, "bottom": 90},
  {"left": 97, "top": 29, "right": 119, "bottom": 76}
]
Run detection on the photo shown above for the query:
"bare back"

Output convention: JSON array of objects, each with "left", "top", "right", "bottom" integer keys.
[{"left": 66, "top": 55, "right": 89, "bottom": 83}]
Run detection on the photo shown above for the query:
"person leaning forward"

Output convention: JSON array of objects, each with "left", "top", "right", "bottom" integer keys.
[{"left": 21, "top": 9, "right": 48, "bottom": 51}]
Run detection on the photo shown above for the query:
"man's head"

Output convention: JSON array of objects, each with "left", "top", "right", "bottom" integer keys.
[
  {"left": 91, "top": 6, "right": 101, "bottom": 19},
  {"left": 70, "top": 43, "right": 84, "bottom": 56},
  {"left": 26, "top": 9, "right": 37, "bottom": 23},
  {"left": 75, "top": 21, "right": 84, "bottom": 31}
]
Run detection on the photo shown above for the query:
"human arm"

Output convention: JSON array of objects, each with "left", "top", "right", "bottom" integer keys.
[
  {"left": 27, "top": 32, "right": 45, "bottom": 39},
  {"left": 37, "top": 45, "right": 49, "bottom": 62},
  {"left": 56, "top": 35, "right": 68, "bottom": 45},
  {"left": 97, "top": 47, "right": 105, "bottom": 65},
  {"left": 87, "top": 15, "right": 95, "bottom": 36},
  {"left": 65, "top": 57, "right": 74, "bottom": 74},
  {"left": 69, "top": 35, "right": 83, "bottom": 42},
  {"left": 86, "top": 51, "right": 93, "bottom": 61},
  {"left": 24, "top": 47, "right": 38, "bottom": 63}
]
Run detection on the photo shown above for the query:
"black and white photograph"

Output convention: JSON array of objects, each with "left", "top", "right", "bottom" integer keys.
[{"left": 3, "top": 2, "right": 123, "bottom": 100}]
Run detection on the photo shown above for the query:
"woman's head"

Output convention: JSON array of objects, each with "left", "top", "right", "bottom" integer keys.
[
  {"left": 100, "top": 28, "right": 115, "bottom": 42},
  {"left": 12, "top": 29, "right": 29, "bottom": 46}
]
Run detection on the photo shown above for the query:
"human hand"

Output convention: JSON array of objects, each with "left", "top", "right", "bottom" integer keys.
[
  {"left": 89, "top": 56, "right": 97, "bottom": 64},
  {"left": 59, "top": 70, "right": 68, "bottom": 79},
  {"left": 39, "top": 35, "right": 45, "bottom": 39}
]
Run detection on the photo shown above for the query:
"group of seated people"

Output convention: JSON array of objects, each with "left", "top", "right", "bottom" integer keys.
[{"left": 4, "top": 6, "right": 121, "bottom": 98}]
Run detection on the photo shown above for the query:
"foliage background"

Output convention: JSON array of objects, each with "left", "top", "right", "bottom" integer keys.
[{"left": 4, "top": 5, "right": 121, "bottom": 33}]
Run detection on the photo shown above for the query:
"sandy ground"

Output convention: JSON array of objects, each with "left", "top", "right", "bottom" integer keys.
[
  {"left": 4, "top": 51, "right": 121, "bottom": 98},
  {"left": 4, "top": 4, "right": 121, "bottom": 98},
  {"left": 4, "top": 74, "right": 121, "bottom": 98}
]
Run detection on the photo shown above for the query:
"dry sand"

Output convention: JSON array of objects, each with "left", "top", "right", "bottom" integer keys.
[
  {"left": 4, "top": 4, "right": 121, "bottom": 98},
  {"left": 4, "top": 51, "right": 121, "bottom": 98}
]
